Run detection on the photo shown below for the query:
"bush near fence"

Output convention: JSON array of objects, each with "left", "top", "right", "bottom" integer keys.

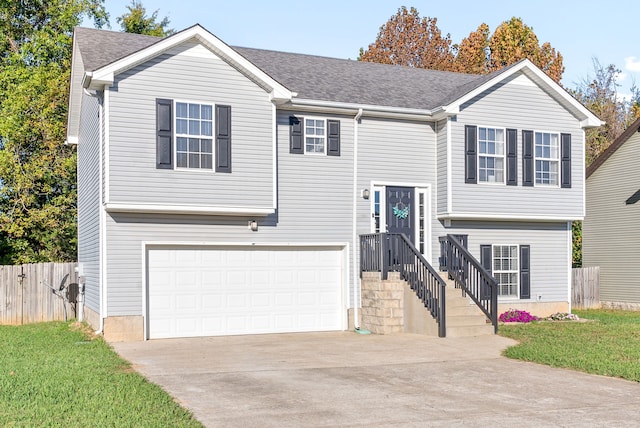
[{"left": 0, "top": 262, "right": 78, "bottom": 325}]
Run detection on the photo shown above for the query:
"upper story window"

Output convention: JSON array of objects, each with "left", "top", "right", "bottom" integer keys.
[
  {"left": 478, "top": 127, "right": 505, "bottom": 183},
  {"left": 534, "top": 131, "right": 559, "bottom": 185},
  {"left": 289, "top": 115, "right": 341, "bottom": 156},
  {"left": 175, "top": 102, "right": 213, "bottom": 169},
  {"left": 305, "top": 118, "right": 326, "bottom": 154}
]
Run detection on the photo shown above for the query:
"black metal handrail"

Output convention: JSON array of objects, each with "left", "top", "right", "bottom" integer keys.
[
  {"left": 443, "top": 234, "right": 498, "bottom": 333},
  {"left": 360, "top": 233, "right": 446, "bottom": 337}
]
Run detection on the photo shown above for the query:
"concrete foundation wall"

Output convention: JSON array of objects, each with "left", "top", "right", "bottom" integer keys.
[
  {"left": 103, "top": 316, "right": 144, "bottom": 342},
  {"left": 601, "top": 301, "right": 640, "bottom": 311},
  {"left": 498, "top": 301, "right": 569, "bottom": 318}
]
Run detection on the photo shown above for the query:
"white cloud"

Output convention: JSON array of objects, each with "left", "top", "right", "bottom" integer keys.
[
  {"left": 617, "top": 71, "right": 628, "bottom": 83},
  {"left": 624, "top": 56, "right": 640, "bottom": 72}
]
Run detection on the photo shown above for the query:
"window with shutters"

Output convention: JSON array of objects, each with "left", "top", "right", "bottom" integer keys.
[
  {"left": 478, "top": 127, "right": 505, "bottom": 183},
  {"left": 175, "top": 101, "right": 213, "bottom": 169},
  {"left": 304, "top": 118, "right": 326, "bottom": 154},
  {"left": 534, "top": 131, "right": 559, "bottom": 185},
  {"left": 289, "top": 115, "right": 340, "bottom": 156},
  {"left": 493, "top": 245, "right": 519, "bottom": 298}
]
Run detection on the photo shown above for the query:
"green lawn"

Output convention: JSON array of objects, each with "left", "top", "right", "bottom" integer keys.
[
  {"left": 499, "top": 309, "right": 640, "bottom": 382},
  {"left": 0, "top": 322, "right": 203, "bottom": 427}
]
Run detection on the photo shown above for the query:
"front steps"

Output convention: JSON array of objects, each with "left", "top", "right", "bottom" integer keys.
[
  {"left": 444, "top": 282, "right": 495, "bottom": 337},
  {"left": 360, "top": 272, "right": 495, "bottom": 338}
]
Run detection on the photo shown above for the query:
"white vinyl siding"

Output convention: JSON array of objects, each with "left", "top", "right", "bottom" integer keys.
[
  {"left": 77, "top": 93, "right": 102, "bottom": 313},
  {"left": 584, "top": 131, "right": 640, "bottom": 304},
  {"left": 447, "top": 221, "right": 569, "bottom": 303},
  {"left": 451, "top": 71, "right": 584, "bottom": 218},
  {"left": 104, "top": 111, "right": 355, "bottom": 316},
  {"left": 107, "top": 40, "right": 273, "bottom": 208}
]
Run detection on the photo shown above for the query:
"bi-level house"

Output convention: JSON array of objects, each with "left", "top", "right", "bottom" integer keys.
[{"left": 68, "top": 25, "right": 601, "bottom": 341}]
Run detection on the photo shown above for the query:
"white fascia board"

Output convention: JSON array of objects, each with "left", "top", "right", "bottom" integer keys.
[
  {"left": 442, "top": 59, "right": 603, "bottom": 128},
  {"left": 438, "top": 212, "right": 584, "bottom": 222},
  {"left": 104, "top": 202, "right": 275, "bottom": 216},
  {"left": 289, "top": 98, "right": 435, "bottom": 121},
  {"left": 86, "top": 25, "right": 292, "bottom": 101}
]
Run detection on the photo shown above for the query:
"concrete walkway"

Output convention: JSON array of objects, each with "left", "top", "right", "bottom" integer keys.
[{"left": 113, "top": 332, "right": 640, "bottom": 427}]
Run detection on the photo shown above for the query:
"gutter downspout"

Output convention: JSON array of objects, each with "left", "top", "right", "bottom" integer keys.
[{"left": 352, "top": 108, "right": 364, "bottom": 331}]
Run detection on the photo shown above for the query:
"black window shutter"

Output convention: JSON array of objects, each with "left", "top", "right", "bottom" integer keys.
[
  {"left": 465, "top": 125, "right": 477, "bottom": 184},
  {"left": 480, "top": 244, "right": 492, "bottom": 300},
  {"left": 522, "top": 130, "right": 534, "bottom": 186},
  {"left": 520, "top": 245, "right": 531, "bottom": 299},
  {"left": 506, "top": 128, "right": 517, "bottom": 186},
  {"left": 156, "top": 98, "right": 173, "bottom": 169},
  {"left": 327, "top": 119, "right": 340, "bottom": 156},
  {"left": 215, "top": 105, "right": 232, "bottom": 173},
  {"left": 289, "top": 116, "right": 303, "bottom": 154},
  {"left": 560, "top": 133, "right": 571, "bottom": 188}
]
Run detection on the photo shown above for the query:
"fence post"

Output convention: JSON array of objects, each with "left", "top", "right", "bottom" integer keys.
[{"left": 380, "top": 234, "right": 388, "bottom": 280}]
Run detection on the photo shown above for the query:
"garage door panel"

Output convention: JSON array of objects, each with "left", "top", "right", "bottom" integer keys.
[{"left": 148, "top": 247, "right": 343, "bottom": 339}]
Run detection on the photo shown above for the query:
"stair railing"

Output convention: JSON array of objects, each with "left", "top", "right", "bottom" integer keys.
[
  {"left": 442, "top": 234, "right": 498, "bottom": 333},
  {"left": 360, "top": 233, "right": 446, "bottom": 337}
]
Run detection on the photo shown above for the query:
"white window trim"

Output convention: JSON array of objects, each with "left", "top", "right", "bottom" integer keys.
[
  {"left": 301, "top": 116, "right": 327, "bottom": 155},
  {"left": 533, "top": 130, "right": 560, "bottom": 187},
  {"left": 477, "top": 125, "right": 506, "bottom": 185},
  {"left": 174, "top": 99, "right": 215, "bottom": 172},
  {"left": 492, "top": 244, "right": 519, "bottom": 299}
]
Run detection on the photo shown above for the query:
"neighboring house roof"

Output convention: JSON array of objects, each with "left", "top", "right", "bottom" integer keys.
[
  {"left": 68, "top": 24, "right": 602, "bottom": 141},
  {"left": 586, "top": 117, "right": 640, "bottom": 179}
]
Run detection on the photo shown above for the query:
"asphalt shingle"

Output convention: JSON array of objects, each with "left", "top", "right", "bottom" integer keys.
[{"left": 73, "top": 26, "right": 491, "bottom": 110}]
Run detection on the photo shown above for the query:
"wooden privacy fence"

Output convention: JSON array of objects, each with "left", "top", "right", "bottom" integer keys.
[
  {"left": 572, "top": 266, "right": 600, "bottom": 309},
  {"left": 0, "top": 262, "right": 78, "bottom": 325}
]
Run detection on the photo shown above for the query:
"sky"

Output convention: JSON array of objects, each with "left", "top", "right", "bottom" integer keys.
[{"left": 91, "top": 0, "right": 640, "bottom": 100}]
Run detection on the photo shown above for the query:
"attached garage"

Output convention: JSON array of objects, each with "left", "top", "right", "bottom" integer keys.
[{"left": 146, "top": 245, "right": 346, "bottom": 339}]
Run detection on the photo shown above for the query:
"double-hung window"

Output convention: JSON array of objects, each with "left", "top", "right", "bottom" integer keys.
[
  {"left": 534, "top": 131, "right": 559, "bottom": 185},
  {"left": 175, "top": 102, "right": 213, "bottom": 169},
  {"left": 305, "top": 118, "right": 326, "bottom": 154},
  {"left": 493, "top": 245, "right": 519, "bottom": 298},
  {"left": 478, "top": 127, "right": 505, "bottom": 183}
]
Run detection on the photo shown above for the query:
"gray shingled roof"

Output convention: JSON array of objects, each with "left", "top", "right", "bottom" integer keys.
[{"left": 73, "top": 26, "right": 494, "bottom": 110}]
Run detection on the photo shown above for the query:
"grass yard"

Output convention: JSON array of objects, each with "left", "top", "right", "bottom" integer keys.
[
  {"left": 0, "top": 322, "right": 203, "bottom": 427},
  {"left": 499, "top": 309, "right": 640, "bottom": 382}
]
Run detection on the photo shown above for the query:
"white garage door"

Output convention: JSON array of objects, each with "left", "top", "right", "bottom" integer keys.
[{"left": 147, "top": 246, "right": 344, "bottom": 339}]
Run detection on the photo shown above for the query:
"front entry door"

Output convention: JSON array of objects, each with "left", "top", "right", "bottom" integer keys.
[{"left": 385, "top": 186, "right": 415, "bottom": 243}]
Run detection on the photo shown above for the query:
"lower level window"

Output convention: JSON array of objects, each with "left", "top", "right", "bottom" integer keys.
[{"left": 493, "top": 245, "right": 519, "bottom": 297}]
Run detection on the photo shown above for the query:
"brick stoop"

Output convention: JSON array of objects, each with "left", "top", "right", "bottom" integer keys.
[{"left": 360, "top": 272, "right": 494, "bottom": 337}]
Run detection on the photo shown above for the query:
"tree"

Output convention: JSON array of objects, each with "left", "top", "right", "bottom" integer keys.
[
  {"left": 0, "top": 1, "right": 107, "bottom": 263},
  {"left": 572, "top": 59, "right": 640, "bottom": 166},
  {"left": 453, "top": 24, "right": 490, "bottom": 74},
  {"left": 360, "top": 10, "right": 564, "bottom": 83},
  {"left": 358, "top": 6, "right": 455, "bottom": 71},
  {"left": 487, "top": 17, "right": 564, "bottom": 83},
  {"left": 117, "top": 0, "right": 173, "bottom": 37}
]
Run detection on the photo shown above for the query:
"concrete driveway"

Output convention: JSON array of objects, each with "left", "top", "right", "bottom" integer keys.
[{"left": 113, "top": 332, "right": 640, "bottom": 427}]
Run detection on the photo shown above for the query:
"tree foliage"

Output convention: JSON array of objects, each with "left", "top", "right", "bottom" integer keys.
[
  {"left": 0, "top": 0, "right": 107, "bottom": 263},
  {"left": 572, "top": 59, "right": 640, "bottom": 166},
  {"left": 359, "top": 9, "right": 564, "bottom": 83},
  {"left": 117, "top": 0, "right": 173, "bottom": 37},
  {"left": 358, "top": 6, "right": 455, "bottom": 71},
  {"left": 487, "top": 18, "right": 563, "bottom": 83}
]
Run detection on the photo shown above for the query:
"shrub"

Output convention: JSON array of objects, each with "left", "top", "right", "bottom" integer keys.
[
  {"left": 547, "top": 312, "right": 579, "bottom": 321},
  {"left": 499, "top": 309, "right": 538, "bottom": 323}
]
